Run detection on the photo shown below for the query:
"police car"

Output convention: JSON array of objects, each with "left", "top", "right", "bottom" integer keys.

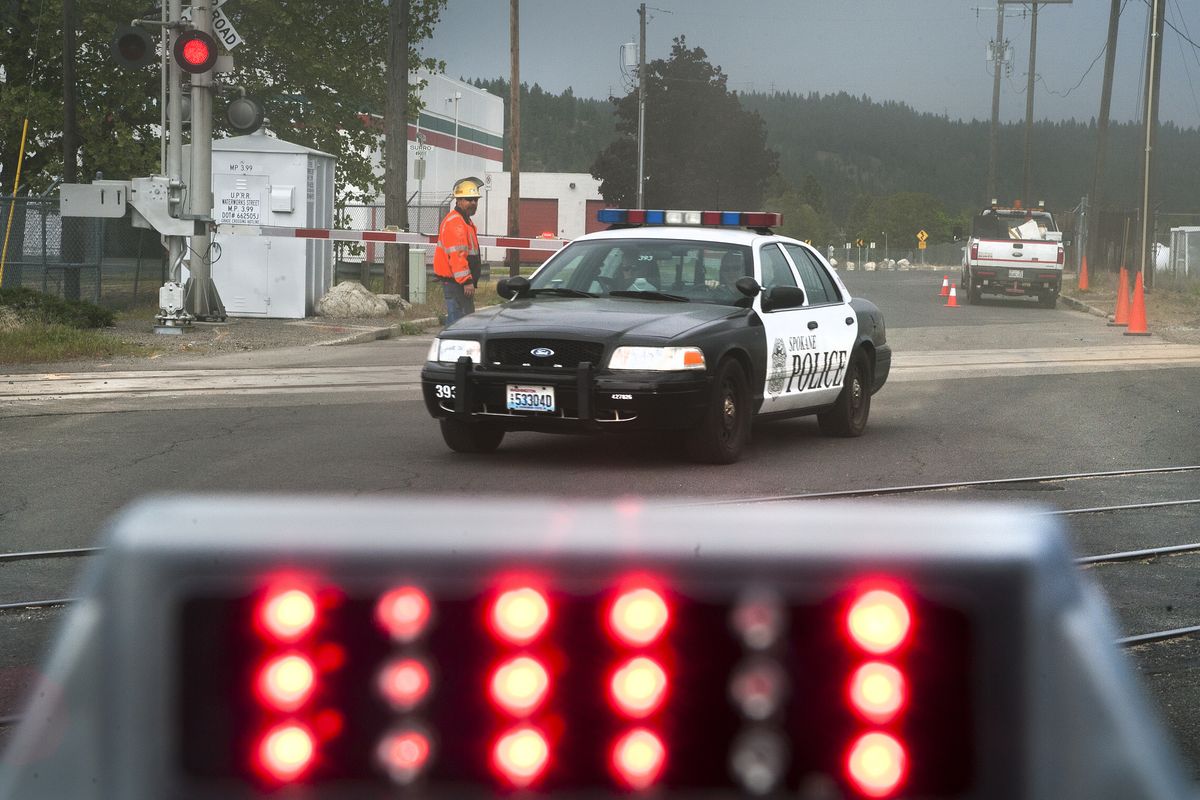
[{"left": 421, "top": 209, "right": 890, "bottom": 463}]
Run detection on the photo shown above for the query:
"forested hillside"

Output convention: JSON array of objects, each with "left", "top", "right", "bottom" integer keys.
[{"left": 467, "top": 78, "right": 1200, "bottom": 224}]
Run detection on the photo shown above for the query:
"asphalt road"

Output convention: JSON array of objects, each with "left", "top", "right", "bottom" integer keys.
[{"left": 2, "top": 270, "right": 1199, "bottom": 782}]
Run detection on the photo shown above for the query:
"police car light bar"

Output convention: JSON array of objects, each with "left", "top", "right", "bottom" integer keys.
[
  {"left": 598, "top": 209, "right": 783, "bottom": 229},
  {"left": 0, "top": 496, "right": 1191, "bottom": 800}
]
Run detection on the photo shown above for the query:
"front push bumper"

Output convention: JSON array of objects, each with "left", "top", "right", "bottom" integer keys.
[{"left": 420, "top": 359, "right": 712, "bottom": 433}]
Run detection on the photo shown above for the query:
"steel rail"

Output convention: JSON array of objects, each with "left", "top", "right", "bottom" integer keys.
[
  {"left": 1048, "top": 499, "right": 1200, "bottom": 516},
  {"left": 0, "top": 598, "right": 78, "bottom": 611},
  {"left": 0, "top": 546, "right": 102, "bottom": 563},
  {"left": 678, "top": 465, "right": 1200, "bottom": 507},
  {"left": 1078, "top": 542, "right": 1200, "bottom": 565},
  {"left": 1118, "top": 625, "right": 1200, "bottom": 647}
]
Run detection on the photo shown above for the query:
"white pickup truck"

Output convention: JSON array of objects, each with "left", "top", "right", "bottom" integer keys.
[{"left": 960, "top": 205, "right": 1065, "bottom": 308}]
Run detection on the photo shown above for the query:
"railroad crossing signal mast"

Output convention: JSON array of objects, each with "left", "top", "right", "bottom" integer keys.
[
  {"left": 73, "top": 4, "right": 263, "bottom": 330},
  {"left": 0, "top": 496, "right": 1191, "bottom": 799}
]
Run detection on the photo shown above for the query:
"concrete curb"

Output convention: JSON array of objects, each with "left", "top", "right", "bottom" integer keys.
[
  {"left": 318, "top": 316, "right": 441, "bottom": 346},
  {"left": 1060, "top": 294, "right": 1112, "bottom": 320}
]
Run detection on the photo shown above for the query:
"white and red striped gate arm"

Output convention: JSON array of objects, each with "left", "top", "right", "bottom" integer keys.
[{"left": 215, "top": 224, "right": 572, "bottom": 252}]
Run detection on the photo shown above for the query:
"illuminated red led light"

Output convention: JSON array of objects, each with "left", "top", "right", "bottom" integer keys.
[
  {"left": 608, "top": 586, "right": 669, "bottom": 646},
  {"left": 846, "top": 588, "right": 912, "bottom": 655},
  {"left": 846, "top": 731, "right": 908, "bottom": 798},
  {"left": 375, "top": 586, "right": 432, "bottom": 642},
  {"left": 377, "top": 657, "right": 432, "bottom": 712},
  {"left": 376, "top": 728, "right": 432, "bottom": 784},
  {"left": 181, "top": 37, "right": 211, "bottom": 67},
  {"left": 492, "top": 725, "right": 550, "bottom": 787},
  {"left": 609, "top": 656, "right": 668, "bottom": 718},
  {"left": 259, "top": 586, "right": 317, "bottom": 642},
  {"left": 611, "top": 728, "right": 666, "bottom": 790},
  {"left": 257, "top": 722, "right": 316, "bottom": 782},
  {"left": 490, "top": 587, "right": 550, "bottom": 645},
  {"left": 256, "top": 653, "right": 316, "bottom": 712},
  {"left": 490, "top": 656, "right": 551, "bottom": 716},
  {"left": 848, "top": 662, "right": 907, "bottom": 723}
]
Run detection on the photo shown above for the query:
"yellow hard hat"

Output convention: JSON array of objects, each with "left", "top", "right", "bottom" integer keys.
[{"left": 452, "top": 177, "right": 483, "bottom": 199}]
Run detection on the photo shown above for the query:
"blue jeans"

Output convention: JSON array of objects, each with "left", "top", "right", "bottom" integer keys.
[{"left": 442, "top": 280, "right": 475, "bottom": 326}]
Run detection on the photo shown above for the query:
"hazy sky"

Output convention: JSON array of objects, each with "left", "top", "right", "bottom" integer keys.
[{"left": 423, "top": 0, "right": 1200, "bottom": 128}]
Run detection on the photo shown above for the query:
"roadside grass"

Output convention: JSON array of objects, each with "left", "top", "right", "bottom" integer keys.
[
  {"left": 0, "top": 287, "right": 157, "bottom": 364},
  {"left": 1066, "top": 270, "right": 1200, "bottom": 331}
]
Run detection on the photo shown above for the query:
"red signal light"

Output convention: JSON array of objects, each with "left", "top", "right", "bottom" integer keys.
[
  {"left": 376, "top": 728, "right": 432, "bottom": 784},
  {"left": 258, "top": 586, "right": 317, "bottom": 642},
  {"left": 609, "top": 656, "right": 668, "bottom": 718},
  {"left": 492, "top": 726, "right": 550, "bottom": 787},
  {"left": 256, "top": 653, "right": 316, "bottom": 712},
  {"left": 257, "top": 722, "right": 316, "bottom": 782},
  {"left": 848, "top": 662, "right": 907, "bottom": 723},
  {"left": 490, "top": 587, "right": 550, "bottom": 645},
  {"left": 490, "top": 656, "right": 551, "bottom": 716},
  {"left": 611, "top": 728, "right": 666, "bottom": 790},
  {"left": 845, "top": 731, "right": 907, "bottom": 798},
  {"left": 172, "top": 30, "right": 218, "bottom": 74},
  {"left": 846, "top": 588, "right": 912, "bottom": 655},
  {"left": 377, "top": 657, "right": 432, "bottom": 712},
  {"left": 608, "top": 586, "right": 669, "bottom": 646},
  {"left": 375, "top": 586, "right": 432, "bottom": 642}
]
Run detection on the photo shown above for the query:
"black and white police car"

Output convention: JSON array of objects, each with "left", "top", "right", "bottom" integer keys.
[{"left": 421, "top": 209, "right": 890, "bottom": 463}]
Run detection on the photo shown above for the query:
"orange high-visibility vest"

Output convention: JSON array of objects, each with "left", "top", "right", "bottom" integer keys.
[{"left": 433, "top": 208, "right": 480, "bottom": 285}]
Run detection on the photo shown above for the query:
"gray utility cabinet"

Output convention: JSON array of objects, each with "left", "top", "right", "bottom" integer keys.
[{"left": 186, "top": 132, "right": 335, "bottom": 318}]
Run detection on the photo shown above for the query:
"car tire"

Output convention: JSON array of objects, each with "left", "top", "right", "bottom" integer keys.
[
  {"left": 818, "top": 350, "right": 872, "bottom": 437},
  {"left": 1038, "top": 293, "right": 1057, "bottom": 309},
  {"left": 685, "top": 358, "right": 750, "bottom": 464},
  {"left": 439, "top": 418, "right": 505, "bottom": 454}
]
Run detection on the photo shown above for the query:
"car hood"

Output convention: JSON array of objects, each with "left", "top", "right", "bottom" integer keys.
[{"left": 443, "top": 297, "right": 744, "bottom": 342}]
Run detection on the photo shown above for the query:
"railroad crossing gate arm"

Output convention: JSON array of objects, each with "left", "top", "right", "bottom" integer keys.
[{"left": 0, "top": 497, "right": 1191, "bottom": 800}]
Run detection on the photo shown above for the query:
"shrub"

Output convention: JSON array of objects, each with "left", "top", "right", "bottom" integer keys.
[{"left": 0, "top": 287, "right": 114, "bottom": 328}]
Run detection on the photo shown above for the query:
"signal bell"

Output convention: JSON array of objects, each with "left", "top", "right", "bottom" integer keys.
[{"left": 173, "top": 30, "right": 218, "bottom": 74}]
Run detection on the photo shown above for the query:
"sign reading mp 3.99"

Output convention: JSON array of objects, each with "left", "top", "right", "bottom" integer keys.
[{"left": 216, "top": 188, "right": 262, "bottom": 225}]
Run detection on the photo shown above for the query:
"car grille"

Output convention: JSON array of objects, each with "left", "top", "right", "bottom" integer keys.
[{"left": 486, "top": 338, "right": 605, "bottom": 370}]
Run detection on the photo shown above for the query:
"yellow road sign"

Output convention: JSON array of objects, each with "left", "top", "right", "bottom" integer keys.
[
  {"left": 917, "top": 229, "right": 929, "bottom": 242},
  {"left": 918, "top": 241, "right": 927, "bottom": 250}
]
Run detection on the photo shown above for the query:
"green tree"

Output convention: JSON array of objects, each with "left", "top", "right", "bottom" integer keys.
[
  {"left": 0, "top": 0, "right": 445, "bottom": 203},
  {"left": 591, "top": 37, "right": 777, "bottom": 209}
]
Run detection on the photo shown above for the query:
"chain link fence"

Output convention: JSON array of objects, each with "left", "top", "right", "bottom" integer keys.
[
  {"left": 335, "top": 200, "right": 447, "bottom": 286},
  {"left": 0, "top": 195, "right": 165, "bottom": 309}
]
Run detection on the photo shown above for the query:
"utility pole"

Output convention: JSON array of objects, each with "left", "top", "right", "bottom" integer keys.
[
  {"left": 1021, "top": 2, "right": 1038, "bottom": 204},
  {"left": 1090, "top": 0, "right": 1121, "bottom": 271},
  {"left": 61, "top": 0, "right": 81, "bottom": 301},
  {"left": 384, "top": 0, "right": 410, "bottom": 298},
  {"left": 165, "top": 0, "right": 185, "bottom": 295},
  {"left": 636, "top": 2, "right": 647, "bottom": 207},
  {"left": 183, "top": 1, "right": 225, "bottom": 320},
  {"left": 1138, "top": 0, "right": 1165, "bottom": 288},
  {"left": 986, "top": 3, "right": 1006, "bottom": 203},
  {"left": 507, "top": 0, "right": 521, "bottom": 277}
]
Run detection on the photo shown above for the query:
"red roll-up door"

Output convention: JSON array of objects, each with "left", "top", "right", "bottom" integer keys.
[
  {"left": 585, "top": 200, "right": 612, "bottom": 234},
  {"left": 518, "top": 199, "right": 559, "bottom": 263}
]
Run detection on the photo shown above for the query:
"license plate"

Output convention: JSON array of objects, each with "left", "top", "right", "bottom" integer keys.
[
  {"left": 507, "top": 384, "right": 555, "bottom": 412},
  {"left": 1008, "top": 269, "right": 1024, "bottom": 279}
]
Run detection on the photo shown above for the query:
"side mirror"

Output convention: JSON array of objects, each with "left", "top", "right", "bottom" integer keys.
[
  {"left": 762, "top": 285, "right": 805, "bottom": 312},
  {"left": 735, "top": 276, "right": 761, "bottom": 298},
  {"left": 497, "top": 276, "right": 531, "bottom": 300}
]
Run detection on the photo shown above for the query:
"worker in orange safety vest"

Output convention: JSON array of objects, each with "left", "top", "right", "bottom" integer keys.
[{"left": 434, "top": 177, "right": 483, "bottom": 325}]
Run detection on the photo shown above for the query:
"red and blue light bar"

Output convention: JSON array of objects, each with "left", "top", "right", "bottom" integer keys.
[{"left": 598, "top": 209, "right": 783, "bottom": 229}]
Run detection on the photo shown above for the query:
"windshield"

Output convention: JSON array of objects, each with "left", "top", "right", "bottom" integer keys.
[{"left": 530, "top": 239, "right": 753, "bottom": 305}]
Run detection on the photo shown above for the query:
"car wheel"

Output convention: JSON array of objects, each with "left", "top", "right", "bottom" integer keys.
[
  {"left": 439, "top": 418, "right": 505, "bottom": 454},
  {"left": 1038, "top": 293, "right": 1057, "bottom": 309},
  {"left": 818, "top": 350, "right": 872, "bottom": 437},
  {"left": 968, "top": 285, "right": 982, "bottom": 304},
  {"left": 685, "top": 358, "right": 750, "bottom": 464}
]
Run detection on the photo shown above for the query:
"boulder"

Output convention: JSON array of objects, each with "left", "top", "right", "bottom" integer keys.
[
  {"left": 377, "top": 294, "right": 414, "bottom": 312},
  {"left": 897, "top": 258, "right": 912, "bottom": 270},
  {"left": 316, "top": 281, "right": 390, "bottom": 318}
]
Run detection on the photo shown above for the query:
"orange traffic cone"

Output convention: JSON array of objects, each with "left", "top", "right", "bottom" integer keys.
[
  {"left": 945, "top": 283, "right": 959, "bottom": 308},
  {"left": 1124, "top": 271, "right": 1150, "bottom": 336},
  {"left": 939, "top": 275, "right": 950, "bottom": 297},
  {"left": 1078, "top": 255, "right": 1090, "bottom": 291},
  {"left": 1109, "top": 266, "right": 1130, "bottom": 326}
]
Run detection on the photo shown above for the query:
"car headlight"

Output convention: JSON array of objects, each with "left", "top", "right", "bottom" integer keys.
[
  {"left": 608, "top": 346, "right": 706, "bottom": 371},
  {"left": 428, "top": 338, "right": 481, "bottom": 364}
]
